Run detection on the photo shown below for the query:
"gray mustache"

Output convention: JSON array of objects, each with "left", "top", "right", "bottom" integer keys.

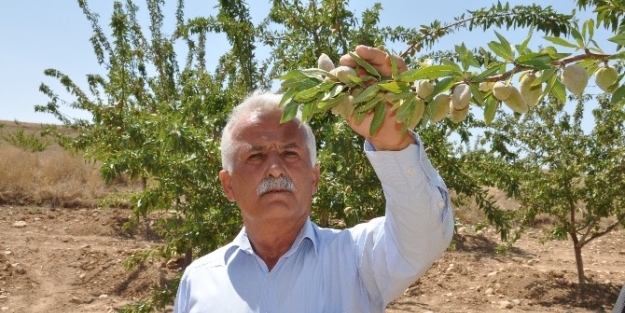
[{"left": 257, "top": 176, "right": 297, "bottom": 195}]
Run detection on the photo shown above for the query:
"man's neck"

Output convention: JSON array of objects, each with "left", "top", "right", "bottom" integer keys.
[{"left": 244, "top": 217, "right": 307, "bottom": 271}]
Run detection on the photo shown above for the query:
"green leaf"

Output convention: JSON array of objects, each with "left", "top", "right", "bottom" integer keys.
[
  {"left": 469, "top": 83, "right": 484, "bottom": 105},
  {"left": 350, "top": 75, "right": 375, "bottom": 85},
  {"left": 317, "top": 92, "right": 346, "bottom": 110},
  {"left": 320, "top": 84, "right": 345, "bottom": 101},
  {"left": 440, "top": 59, "right": 463, "bottom": 72},
  {"left": 385, "top": 91, "right": 416, "bottom": 105},
  {"left": 281, "top": 76, "right": 320, "bottom": 89},
  {"left": 455, "top": 43, "right": 480, "bottom": 70},
  {"left": 356, "top": 94, "right": 383, "bottom": 113},
  {"left": 395, "top": 94, "right": 416, "bottom": 123},
  {"left": 608, "top": 33, "right": 625, "bottom": 46},
  {"left": 533, "top": 67, "right": 557, "bottom": 87},
  {"left": 300, "top": 68, "right": 332, "bottom": 78},
  {"left": 381, "top": 47, "right": 399, "bottom": 78},
  {"left": 369, "top": 101, "right": 387, "bottom": 136},
  {"left": 377, "top": 81, "right": 410, "bottom": 93},
  {"left": 494, "top": 31, "right": 512, "bottom": 51},
  {"left": 543, "top": 36, "right": 578, "bottom": 48},
  {"left": 348, "top": 52, "right": 381, "bottom": 79},
  {"left": 487, "top": 41, "right": 513, "bottom": 61},
  {"left": 293, "top": 85, "right": 324, "bottom": 102},
  {"left": 473, "top": 64, "right": 504, "bottom": 82},
  {"left": 280, "top": 69, "right": 307, "bottom": 80},
  {"left": 516, "top": 54, "right": 552, "bottom": 70},
  {"left": 608, "top": 51, "right": 625, "bottom": 60},
  {"left": 611, "top": 84, "right": 625, "bottom": 106},
  {"left": 541, "top": 47, "right": 572, "bottom": 61},
  {"left": 542, "top": 73, "right": 555, "bottom": 100},
  {"left": 300, "top": 101, "right": 316, "bottom": 123},
  {"left": 354, "top": 109, "right": 366, "bottom": 124},
  {"left": 570, "top": 27, "right": 584, "bottom": 47},
  {"left": 280, "top": 100, "right": 299, "bottom": 123},
  {"left": 430, "top": 76, "right": 456, "bottom": 99},
  {"left": 589, "top": 38, "right": 603, "bottom": 52},
  {"left": 551, "top": 79, "right": 567, "bottom": 104},
  {"left": 397, "top": 65, "right": 459, "bottom": 82},
  {"left": 352, "top": 85, "right": 380, "bottom": 104},
  {"left": 583, "top": 19, "right": 594, "bottom": 40},
  {"left": 279, "top": 88, "right": 298, "bottom": 107},
  {"left": 518, "top": 26, "right": 534, "bottom": 52},
  {"left": 415, "top": 77, "right": 455, "bottom": 104},
  {"left": 348, "top": 75, "right": 364, "bottom": 85},
  {"left": 515, "top": 52, "right": 547, "bottom": 63},
  {"left": 483, "top": 95, "right": 498, "bottom": 125}
]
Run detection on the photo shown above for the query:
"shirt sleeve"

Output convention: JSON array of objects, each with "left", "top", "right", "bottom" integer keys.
[
  {"left": 352, "top": 131, "right": 454, "bottom": 308},
  {"left": 174, "top": 270, "right": 191, "bottom": 313}
]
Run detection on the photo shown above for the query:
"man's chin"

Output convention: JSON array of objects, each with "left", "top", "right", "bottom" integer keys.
[{"left": 257, "top": 194, "right": 296, "bottom": 211}]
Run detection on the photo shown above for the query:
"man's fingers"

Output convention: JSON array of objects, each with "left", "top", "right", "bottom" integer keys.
[
  {"left": 354, "top": 45, "right": 386, "bottom": 64},
  {"left": 339, "top": 45, "right": 407, "bottom": 77},
  {"left": 339, "top": 54, "right": 357, "bottom": 68}
]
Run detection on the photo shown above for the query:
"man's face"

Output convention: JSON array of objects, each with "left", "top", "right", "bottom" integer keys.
[{"left": 219, "top": 109, "right": 320, "bottom": 226}]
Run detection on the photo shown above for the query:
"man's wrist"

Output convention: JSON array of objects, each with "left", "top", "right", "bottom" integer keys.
[{"left": 368, "top": 132, "right": 416, "bottom": 151}]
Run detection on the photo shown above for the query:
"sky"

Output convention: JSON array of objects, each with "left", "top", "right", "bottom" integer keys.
[{"left": 0, "top": 0, "right": 615, "bottom": 125}]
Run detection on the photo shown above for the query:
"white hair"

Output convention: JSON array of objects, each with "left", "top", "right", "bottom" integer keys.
[{"left": 220, "top": 91, "right": 317, "bottom": 172}]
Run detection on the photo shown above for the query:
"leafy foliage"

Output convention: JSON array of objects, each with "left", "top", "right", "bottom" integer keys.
[
  {"left": 479, "top": 95, "right": 625, "bottom": 286},
  {"left": 36, "top": 1, "right": 251, "bottom": 311},
  {"left": 34, "top": 0, "right": 625, "bottom": 310},
  {"left": 1, "top": 125, "right": 51, "bottom": 153}
]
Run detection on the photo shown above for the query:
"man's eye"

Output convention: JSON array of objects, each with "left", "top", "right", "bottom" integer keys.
[
  {"left": 283, "top": 151, "right": 299, "bottom": 159},
  {"left": 248, "top": 154, "right": 264, "bottom": 161}
]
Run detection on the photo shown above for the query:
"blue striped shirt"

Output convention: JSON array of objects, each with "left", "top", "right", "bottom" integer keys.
[{"left": 174, "top": 134, "right": 454, "bottom": 313}]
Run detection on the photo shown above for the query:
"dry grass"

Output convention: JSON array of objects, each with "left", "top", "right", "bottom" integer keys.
[
  {"left": 0, "top": 144, "right": 106, "bottom": 207},
  {"left": 0, "top": 121, "right": 141, "bottom": 208}
]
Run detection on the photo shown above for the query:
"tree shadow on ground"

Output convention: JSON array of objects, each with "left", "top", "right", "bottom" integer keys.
[
  {"left": 526, "top": 276, "right": 621, "bottom": 311},
  {"left": 453, "top": 233, "right": 532, "bottom": 260},
  {"left": 111, "top": 213, "right": 162, "bottom": 241}
]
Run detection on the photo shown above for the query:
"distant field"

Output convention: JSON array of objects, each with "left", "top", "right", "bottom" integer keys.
[{"left": 0, "top": 120, "right": 137, "bottom": 208}]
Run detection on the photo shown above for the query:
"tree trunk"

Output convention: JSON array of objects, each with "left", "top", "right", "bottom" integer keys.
[
  {"left": 571, "top": 234, "right": 586, "bottom": 294},
  {"left": 320, "top": 210, "right": 329, "bottom": 227},
  {"left": 183, "top": 248, "right": 193, "bottom": 271},
  {"left": 573, "top": 245, "right": 585, "bottom": 285}
]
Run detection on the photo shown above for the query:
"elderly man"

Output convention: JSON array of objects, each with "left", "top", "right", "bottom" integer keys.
[{"left": 174, "top": 46, "right": 454, "bottom": 313}]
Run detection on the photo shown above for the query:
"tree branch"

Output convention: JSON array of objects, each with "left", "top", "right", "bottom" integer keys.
[{"left": 482, "top": 51, "right": 612, "bottom": 82}]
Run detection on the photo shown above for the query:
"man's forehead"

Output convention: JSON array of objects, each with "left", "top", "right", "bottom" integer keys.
[
  {"left": 246, "top": 141, "right": 301, "bottom": 151},
  {"left": 245, "top": 109, "right": 269, "bottom": 124}
]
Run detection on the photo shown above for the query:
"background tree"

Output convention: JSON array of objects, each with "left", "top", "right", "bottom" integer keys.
[
  {"left": 37, "top": 0, "right": 257, "bottom": 309},
  {"left": 476, "top": 95, "right": 625, "bottom": 287},
  {"left": 34, "top": 0, "right": 625, "bottom": 311}
]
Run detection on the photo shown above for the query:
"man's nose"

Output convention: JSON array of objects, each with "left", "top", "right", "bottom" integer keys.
[{"left": 266, "top": 152, "right": 286, "bottom": 177}]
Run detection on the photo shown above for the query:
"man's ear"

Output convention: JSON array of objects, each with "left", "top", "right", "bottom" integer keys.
[
  {"left": 219, "top": 170, "right": 236, "bottom": 202},
  {"left": 311, "top": 164, "right": 320, "bottom": 195}
]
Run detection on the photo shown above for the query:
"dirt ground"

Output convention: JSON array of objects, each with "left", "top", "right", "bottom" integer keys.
[{"left": 0, "top": 205, "right": 623, "bottom": 313}]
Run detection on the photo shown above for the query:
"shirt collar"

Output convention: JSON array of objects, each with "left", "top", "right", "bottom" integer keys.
[
  {"left": 231, "top": 218, "right": 319, "bottom": 258},
  {"left": 285, "top": 218, "right": 318, "bottom": 258}
]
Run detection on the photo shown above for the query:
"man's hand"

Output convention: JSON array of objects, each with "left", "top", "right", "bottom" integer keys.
[{"left": 339, "top": 45, "right": 415, "bottom": 151}]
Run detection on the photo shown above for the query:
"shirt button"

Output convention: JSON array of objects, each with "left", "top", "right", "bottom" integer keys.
[
  {"left": 267, "top": 274, "right": 273, "bottom": 280},
  {"left": 438, "top": 201, "right": 445, "bottom": 209},
  {"left": 407, "top": 166, "right": 416, "bottom": 176}
]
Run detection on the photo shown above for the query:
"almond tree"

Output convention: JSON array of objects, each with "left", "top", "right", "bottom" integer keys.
[
  {"left": 34, "top": 0, "right": 625, "bottom": 310},
  {"left": 473, "top": 94, "right": 625, "bottom": 288}
]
